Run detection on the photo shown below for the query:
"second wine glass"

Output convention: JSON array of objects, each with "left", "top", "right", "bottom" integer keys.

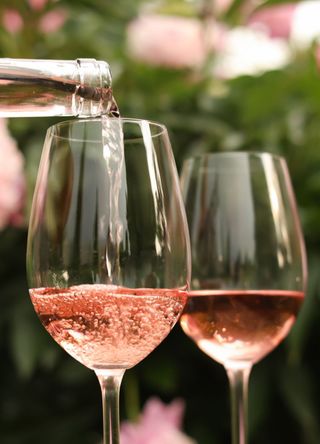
[
  {"left": 26, "top": 117, "right": 191, "bottom": 444},
  {"left": 180, "top": 152, "right": 307, "bottom": 444}
]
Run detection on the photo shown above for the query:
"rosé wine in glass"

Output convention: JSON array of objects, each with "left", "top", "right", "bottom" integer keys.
[
  {"left": 180, "top": 152, "right": 307, "bottom": 444},
  {"left": 180, "top": 289, "right": 303, "bottom": 367},
  {"left": 27, "top": 118, "right": 191, "bottom": 444},
  {"left": 31, "top": 284, "right": 187, "bottom": 370}
]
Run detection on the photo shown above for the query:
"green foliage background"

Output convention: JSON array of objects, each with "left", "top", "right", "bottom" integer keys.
[{"left": 0, "top": 1, "right": 320, "bottom": 443}]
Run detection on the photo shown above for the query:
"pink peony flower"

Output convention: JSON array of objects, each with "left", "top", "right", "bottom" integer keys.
[
  {"left": 127, "top": 14, "right": 209, "bottom": 69},
  {"left": 0, "top": 119, "right": 25, "bottom": 230},
  {"left": 315, "top": 45, "right": 320, "bottom": 70},
  {"left": 39, "top": 8, "right": 67, "bottom": 33},
  {"left": 28, "top": 0, "right": 48, "bottom": 11},
  {"left": 2, "top": 9, "right": 24, "bottom": 34},
  {"left": 212, "top": 0, "right": 234, "bottom": 15},
  {"left": 248, "top": 1, "right": 320, "bottom": 48},
  {"left": 248, "top": 3, "right": 297, "bottom": 39},
  {"left": 120, "top": 397, "right": 196, "bottom": 444}
]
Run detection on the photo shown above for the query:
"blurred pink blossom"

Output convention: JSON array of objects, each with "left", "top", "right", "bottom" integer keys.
[
  {"left": 127, "top": 2, "right": 320, "bottom": 78},
  {"left": 248, "top": 3, "right": 297, "bottom": 39},
  {"left": 127, "top": 14, "right": 210, "bottom": 69},
  {"left": 315, "top": 46, "right": 320, "bottom": 70},
  {"left": 127, "top": 12, "right": 289, "bottom": 77},
  {"left": 39, "top": 8, "right": 67, "bottom": 33},
  {"left": 2, "top": 9, "right": 24, "bottom": 34},
  {"left": 248, "top": 1, "right": 320, "bottom": 48},
  {"left": 28, "top": 0, "right": 48, "bottom": 11},
  {"left": 120, "top": 397, "right": 196, "bottom": 444},
  {"left": 212, "top": 0, "right": 234, "bottom": 15},
  {"left": 0, "top": 119, "right": 25, "bottom": 230}
]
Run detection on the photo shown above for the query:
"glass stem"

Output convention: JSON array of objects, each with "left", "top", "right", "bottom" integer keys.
[
  {"left": 96, "top": 369, "right": 125, "bottom": 444},
  {"left": 226, "top": 365, "right": 252, "bottom": 444}
]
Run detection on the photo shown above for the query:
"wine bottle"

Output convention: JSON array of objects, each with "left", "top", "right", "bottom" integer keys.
[{"left": 0, "top": 58, "right": 118, "bottom": 117}]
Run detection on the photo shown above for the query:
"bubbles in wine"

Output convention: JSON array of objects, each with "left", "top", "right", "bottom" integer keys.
[{"left": 30, "top": 285, "right": 187, "bottom": 370}]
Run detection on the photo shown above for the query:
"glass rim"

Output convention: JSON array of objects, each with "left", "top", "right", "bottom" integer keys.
[
  {"left": 47, "top": 117, "right": 168, "bottom": 142},
  {"left": 182, "top": 151, "right": 286, "bottom": 167}
]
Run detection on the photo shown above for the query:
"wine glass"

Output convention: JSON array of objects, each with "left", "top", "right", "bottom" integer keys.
[
  {"left": 179, "top": 152, "right": 307, "bottom": 444},
  {"left": 26, "top": 117, "right": 191, "bottom": 444}
]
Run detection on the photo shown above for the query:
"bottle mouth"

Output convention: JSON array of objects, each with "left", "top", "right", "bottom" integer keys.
[{"left": 75, "top": 59, "right": 114, "bottom": 117}]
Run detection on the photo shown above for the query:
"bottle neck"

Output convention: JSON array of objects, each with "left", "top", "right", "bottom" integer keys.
[{"left": 0, "top": 58, "right": 114, "bottom": 117}]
